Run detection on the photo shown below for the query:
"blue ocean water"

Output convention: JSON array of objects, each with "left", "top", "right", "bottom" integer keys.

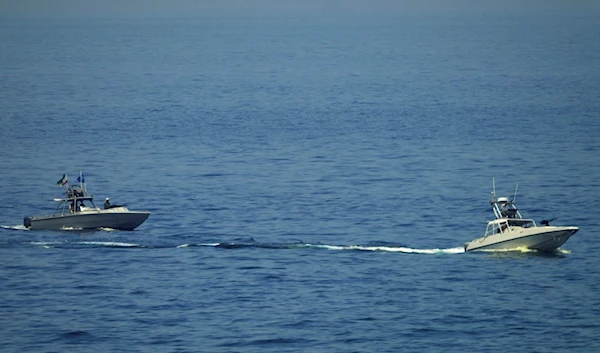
[{"left": 1, "top": 15, "right": 600, "bottom": 353}]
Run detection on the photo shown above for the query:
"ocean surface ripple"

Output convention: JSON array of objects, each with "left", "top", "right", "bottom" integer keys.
[{"left": 1, "top": 14, "right": 600, "bottom": 353}]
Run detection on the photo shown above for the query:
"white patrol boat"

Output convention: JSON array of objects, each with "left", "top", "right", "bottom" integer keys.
[{"left": 464, "top": 180, "right": 578, "bottom": 252}]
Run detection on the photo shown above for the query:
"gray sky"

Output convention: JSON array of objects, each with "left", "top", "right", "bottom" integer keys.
[{"left": 1, "top": 0, "right": 598, "bottom": 18}]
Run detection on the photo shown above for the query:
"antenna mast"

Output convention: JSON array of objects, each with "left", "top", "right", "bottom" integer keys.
[{"left": 79, "top": 170, "right": 86, "bottom": 192}]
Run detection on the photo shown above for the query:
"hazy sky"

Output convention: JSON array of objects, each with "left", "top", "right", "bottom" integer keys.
[{"left": 1, "top": 0, "right": 598, "bottom": 18}]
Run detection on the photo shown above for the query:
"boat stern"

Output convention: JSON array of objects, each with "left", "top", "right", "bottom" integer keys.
[
  {"left": 464, "top": 241, "right": 472, "bottom": 252},
  {"left": 23, "top": 216, "right": 32, "bottom": 228}
]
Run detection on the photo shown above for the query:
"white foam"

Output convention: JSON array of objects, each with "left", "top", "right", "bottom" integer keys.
[
  {"left": 177, "top": 243, "right": 222, "bottom": 248},
  {"left": 30, "top": 241, "right": 63, "bottom": 246},
  {"left": 309, "top": 244, "right": 346, "bottom": 251},
  {"left": 2, "top": 225, "right": 29, "bottom": 231},
  {"left": 310, "top": 244, "right": 465, "bottom": 254},
  {"left": 78, "top": 241, "right": 139, "bottom": 247},
  {"left": 480, "top": 246, "right": 571, "bottom": 254},
  {"left": 60, "top": 226, "right": 83, "bottom": 231},
  {"left": 481, "top": 246, "right": 536, "bottom": 253}
]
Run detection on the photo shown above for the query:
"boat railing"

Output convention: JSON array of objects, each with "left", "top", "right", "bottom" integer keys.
[
  {"left": 52, "top": 199, "right": 68, "bottom": 216},
  {"left": 485, "top": 219, "right": 510, "bottom": 237}
]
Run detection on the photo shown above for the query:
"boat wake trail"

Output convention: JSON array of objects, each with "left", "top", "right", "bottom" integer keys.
[
  {"left": 15, "top": 238, "right": 464, "bottom": 254},
  {"left": 0, "top": 228, "right": 567, "bottom": 255},
  {"left": 26, "top": 241, "right": 142, "bottom": 248},
  {"left": 17, "top": 240, "right": 570, "bottom": 255},
  {"left": 185, "top": 241, "right": 465, "bottom": 255},
  {"left": 310, "top": 244, "right": 465, "bottom": 254},
  {"left": 1, "top": 225, "right": 119, "bottom": 232}
]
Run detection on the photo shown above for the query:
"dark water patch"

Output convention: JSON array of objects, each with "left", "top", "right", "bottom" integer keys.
[
  {"left": 202, "top": 206, "right": 230, "bottom": 211},
  {"left": 236, "top": 265, "right": 264, "bottom": 270},
  {"left": 201, "top": 172, "right": 229, "bottom": 178},
  {"left": 221, "top": 337, "right": 316, "bottom": 348},
  {"left": 53, "top": 330, "right": 95, "bottom": 344},
  {"left": 356, "top": 316, "right": 377, "bottom": 321},
  {"left": 282, "top": 319, "right": 318, "bottom": 328}
]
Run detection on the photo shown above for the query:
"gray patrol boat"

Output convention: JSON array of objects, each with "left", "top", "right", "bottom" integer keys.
[{"left": 24, "top": 183, "right": 150, "bottom": 231}]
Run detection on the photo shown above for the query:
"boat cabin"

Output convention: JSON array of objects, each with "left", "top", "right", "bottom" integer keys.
[
  {"left": 484, "top": 218, "right": 537, "bottom": 237},
  {"left": 485, "top": 195, "right": 537, "bottom": 236},
  {"left": 52, "top": 185, "right": 100, "bottom": 216}
]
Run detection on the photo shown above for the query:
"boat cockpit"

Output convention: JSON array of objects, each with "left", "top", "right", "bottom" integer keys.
[
  {"left": 52, "top": 185, "right": 100, "bottom": 215},
  {"left": 484, "top": 218, "right": 537, "bottom": 237}
]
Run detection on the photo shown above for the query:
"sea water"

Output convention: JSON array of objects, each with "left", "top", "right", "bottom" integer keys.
[{"left": 1, "top": 15, "right": 600, "bottom": 353}]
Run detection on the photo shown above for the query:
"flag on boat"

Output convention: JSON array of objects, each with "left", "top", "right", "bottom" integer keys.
[
  {"left": 57, "top": 174, "right": 68, "bottom": 187},
  {"left": 77, "top": 173, "right": 85, "bottom": 183}
]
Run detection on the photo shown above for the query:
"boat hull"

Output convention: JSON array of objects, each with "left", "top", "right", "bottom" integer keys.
[
  {"left": 464, "top": 226, "right": 578, "bottom": 252},
  {"left": 25, "top": 210, "right": 150, "bottom": 231}
]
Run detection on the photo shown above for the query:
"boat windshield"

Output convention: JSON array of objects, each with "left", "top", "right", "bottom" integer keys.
[
  {"left": 70, "top": 198, "right": 98, "bottom": 212},
  {"left": 508, "top": 219, "right": 536, "bottom": 228}
]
